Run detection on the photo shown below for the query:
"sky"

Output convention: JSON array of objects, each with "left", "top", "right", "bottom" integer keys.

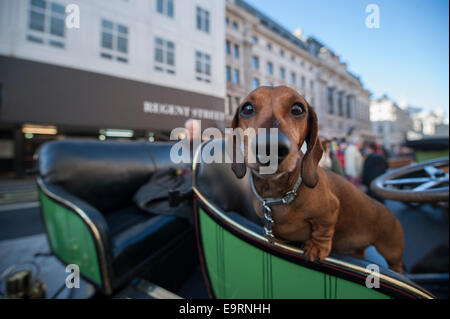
[{"left": 245, "top": 0, "right": 449, "bottom": 116}]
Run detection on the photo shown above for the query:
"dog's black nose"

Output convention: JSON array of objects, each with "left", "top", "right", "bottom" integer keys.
[
  {"left": 277, "top": 133, "right": 290, "bottom": 164},
  {"left": 254, "top": 132, "right": 291, "bottom": 166}
]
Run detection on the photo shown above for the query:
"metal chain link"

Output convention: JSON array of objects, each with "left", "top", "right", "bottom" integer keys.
[{"left": 262, "top": 203, "right": 275, "bottom": 243}]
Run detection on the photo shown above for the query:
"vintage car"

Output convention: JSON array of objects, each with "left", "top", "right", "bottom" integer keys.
[{"left": 31, "top": 138, "right": 448, "bottom": 299}]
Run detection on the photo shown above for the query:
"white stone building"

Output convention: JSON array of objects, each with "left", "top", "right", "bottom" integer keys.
[
  {"left": 0, "top": 0, "right": 226, "bottom": 103},
  {"left": 408, "top": 108, "right": 447, "bottom": 138},
  {"left": 370, "top": 95, "right": 413, "bottom": 150}
]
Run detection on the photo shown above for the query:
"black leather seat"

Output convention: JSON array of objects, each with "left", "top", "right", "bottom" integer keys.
[{"left": 37, "top": 140, "right": 191, "bottom": 295}]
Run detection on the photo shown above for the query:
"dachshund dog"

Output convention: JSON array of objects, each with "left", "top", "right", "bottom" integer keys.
[{"left": 230, "top": 86, "right": 404, "bottom": 273}]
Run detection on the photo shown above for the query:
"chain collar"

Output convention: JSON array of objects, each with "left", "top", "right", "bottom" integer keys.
[
  {"left": 250, "top": 171, "right": 302, "bottom": 243},
  {"left": 250, "top": 171, "right": 303, "bottom": 206}
]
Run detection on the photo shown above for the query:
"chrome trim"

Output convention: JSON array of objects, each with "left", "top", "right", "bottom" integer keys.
[
  {"left": 192, "top": 144, "right": 434, "bottom": 299},
  {"left": 37, "top": 177, "right": 113, "bottom": 295}
]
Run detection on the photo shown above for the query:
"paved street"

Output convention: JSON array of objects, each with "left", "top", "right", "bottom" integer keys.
[
  {"left": 0, "top": 234, "right": 94, "bottom": 299},
  {"left": 0, "top": 178, "right": 94, "bottom": 299},
  {"left": 0, "top": 202, "right": 44, "bottom": 241},
  {"left": 0, "top": 178, "right": 43, "bottom": 241},
  {"left": 0, "top": 178, "right": 38, "bottom": 205}
]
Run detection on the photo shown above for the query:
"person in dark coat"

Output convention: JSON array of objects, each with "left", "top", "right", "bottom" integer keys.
[{"left": 362, "top": 142, "right": 389, "bottom": 203}]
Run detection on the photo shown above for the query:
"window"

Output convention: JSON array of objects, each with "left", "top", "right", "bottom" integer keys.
[
  {"left": 346, "top": 95, "right": 352, "bottom": 118},
  {"left": 252, "top": 56, "right": 259, "bottom": 70},
  {"left": 301, "top": 76, "right": 305, "bottom": 88},
  {"left": 310, "top": 80, "right": 314, "bottom": 90},
  {"left": 378, "top": 125, "right": 383, "bottom": 134},
  {"left": 226, "top": 40, "right": 230, "bottom": 55},
  {"left": 233, "top": 44, "right": 239, "bottom": 58},
  {"left": 267, "top": 62, "right": 273, "bottom": 75},
  {"left": 225, "top": 17, "right": 229, "bottom": 26},
  {"left": 101, "top": 20, "right": 129, "bottom": 63},
  {"left": 233, "top": 69, "right": 240, "bottom": 84},
  {"left": 327, "top": 87, "right": 334, "bottom": 114},
  {"left": 232, "top": 21, "right": 238, "bottom": 30},
  {"left": 252, "top": 36, "right": 258, "bottom": 44},
  {"left": 27, "top": 0, "right": 66, "bottom": 48},
  {"left": 337, "top": 91, "right": 343, "bottom": 116},
  {"left": 291, "top": 55, "right": 295, "bottom": 62},
  {"left": 252, "top": 78, "right": 259, "bottom": 90},
  {"left": 196, "top": 6, "right": 210, "bottom": 33},
  {"left": 234, "top": 97, "right": 241, "bottom": 112},
  {"left": 154, "top": 36, "right": 175, "bottom": 74},
  {"left": 157, "top": 0, "right": 174, "bottom": 18},
  {"left": 279, "top": 67, "right": 285, "bottom": 80},
  {"left": 266, "top": 43, "right": 272, "bottom": 51},
  {"left": 291, "top": 72, "right": 296, "bottom": 85},
  {"left": 226, "top": 66, "right": 231, "bottom": 82},
  {"left": 279, "top": 49, "right": 284, "bottom": 57},
  {"left": 226, "top": 95, "right": 232, "bottom": 115},
  {"left": 195, "top": 51, "right": 211, "bottom": 82}
]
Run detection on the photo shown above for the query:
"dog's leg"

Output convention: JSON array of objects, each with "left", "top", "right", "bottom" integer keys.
[
  {"left": 303, "top": 206, "right": 339, "bottom": 261},
  {"left": 374, "top": 218, "right": 405, "bottom": 274}
]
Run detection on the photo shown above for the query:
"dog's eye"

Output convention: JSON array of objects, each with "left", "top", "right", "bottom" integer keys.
[
  {"left": 290, "top": 103, "right": 305, "bottom": 117},
  {"left": 240, "top": 103, "right": 255, "bottom": 118}
]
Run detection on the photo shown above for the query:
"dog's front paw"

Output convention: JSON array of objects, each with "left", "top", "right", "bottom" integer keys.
[{"left": 303, "top": 240, "right": 331, "bottom": 262}]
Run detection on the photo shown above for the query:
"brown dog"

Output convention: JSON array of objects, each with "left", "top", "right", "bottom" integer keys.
[{"left": 230, "top": 86, "right": 405, "bottom": 273}]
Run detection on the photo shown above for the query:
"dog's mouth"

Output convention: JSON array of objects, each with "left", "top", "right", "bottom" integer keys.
[
  {"left": 245, "top": 146, "right": 301, "bottom": 180},
  {"left": 249, "top": 157, "right": 299, "bottom": 180},
  {"left": 250, "top": 168, "right": 287, "bottom": 180}
]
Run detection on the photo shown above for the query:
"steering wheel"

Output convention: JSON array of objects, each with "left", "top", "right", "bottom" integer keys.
[{"left": 371, "top": 157, "right": 449, "bottom": 203}]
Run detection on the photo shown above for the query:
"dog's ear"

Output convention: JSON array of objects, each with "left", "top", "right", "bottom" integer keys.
[
  {"left": 230, "top": 105, "right": 246, "bottom": 179},
  {"left": 301, "top": 106, "right": 323, "bottom": 188}
]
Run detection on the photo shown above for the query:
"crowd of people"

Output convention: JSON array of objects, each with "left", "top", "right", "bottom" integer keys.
[{"left": 319, "top": 137, "right": 391, "bottom": 203}]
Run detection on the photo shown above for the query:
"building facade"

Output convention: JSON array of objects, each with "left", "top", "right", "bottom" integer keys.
[
  {"left": 408, "top": 108, "right": 448, "bottom": 138},
  {"left": 370, "top": 95, "right": 413, "bottom": 150},
  {"left": 0, "top": 0, "right": 225, "bottom": 176},
  {"left": 224, "top": 0, "right": 373, "bottom": 141}
]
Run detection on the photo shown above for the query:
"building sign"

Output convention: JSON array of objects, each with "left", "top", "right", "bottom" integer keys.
[
  {"left": 143, "top": 101, "right": 225, "bottom": 121},
  {"left": 0, "top": 57, "right": 226, "bottom": 132}
]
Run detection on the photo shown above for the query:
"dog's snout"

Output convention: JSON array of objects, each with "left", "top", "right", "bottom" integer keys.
[{"left": 253, "top": 132, "right": 291, "bottom": 166}]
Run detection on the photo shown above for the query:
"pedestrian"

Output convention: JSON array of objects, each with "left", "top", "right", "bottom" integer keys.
[
  {"left": 184, "top": 118, "right": 202, "bottom": 158},
  {"left": 320, "top": 139, "right": 344, "bottom": 176},
  {"left": 362, "top": 142, "right": 389, "bottom": 202},
  {"left": 336, "top": 139, "right": 346, "bottom": 169},
  {"left": 344, "top": 137, "right": 364, "bottom": 188}
]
